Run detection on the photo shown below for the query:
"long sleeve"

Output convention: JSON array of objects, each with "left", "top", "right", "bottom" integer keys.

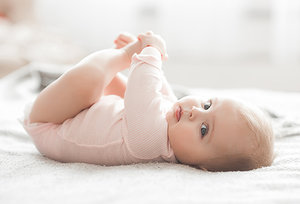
[
  {"left": 123, "top": 47, "right": 174, "bottom": 160},
  {"left": 124, "top": 47, "right": 163, "bottom": 112}
]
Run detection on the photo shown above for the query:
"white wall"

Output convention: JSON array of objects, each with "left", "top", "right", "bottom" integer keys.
[{"left": 34, "top": 0, "right": 300, "bottom": 91}]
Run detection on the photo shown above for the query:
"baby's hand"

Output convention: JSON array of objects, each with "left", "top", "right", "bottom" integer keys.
[{"left": 137, "top": 31, "right": 168, "bottom": 60}]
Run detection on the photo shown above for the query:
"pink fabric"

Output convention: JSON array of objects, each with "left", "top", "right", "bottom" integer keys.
[{"left": 22, "top": 47, "right": 178, "bottom": 165}]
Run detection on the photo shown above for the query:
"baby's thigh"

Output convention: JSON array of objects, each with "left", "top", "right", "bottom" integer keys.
[{"left": 29, "top": 65, "right": 106, "bottom": 124}]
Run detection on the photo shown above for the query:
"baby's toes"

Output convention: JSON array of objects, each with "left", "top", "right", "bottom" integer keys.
[
  {"left": 118, "top": 32, "right": 136, "bottom": 43},
  {"left": 114, "top": 32, "right": 137, "bottom": 49}
]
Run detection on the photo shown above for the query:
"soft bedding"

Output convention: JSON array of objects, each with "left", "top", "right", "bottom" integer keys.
[{"left": 1, "top": 65, "right": 300, "bottom": 203}]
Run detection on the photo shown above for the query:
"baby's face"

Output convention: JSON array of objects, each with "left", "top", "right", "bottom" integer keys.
[{"left": 166, "top": 96, "right": 253, "bottom": 166}]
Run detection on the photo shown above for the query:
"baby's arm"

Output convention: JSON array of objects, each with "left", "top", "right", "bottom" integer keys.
[
  {"left": 124, "top": 31, "right": 168, "bottom": 110},
  {"left": 123, "top": 46, "right": 166, "bottom": 159},
  {"left": 118, "top": 32, "right": 176, "bottom": 101},
  {"left": 139, "top": 32, "right": 176, "bottom": 101},
  {"left": 123, "top": 32, "right": 171, "bottom": 158},
  {"left": 124, "top": 31, "right": 173, "bottom": 113},
  {"left": 124, "top": 46, "right": 163, "bottom": 110}
]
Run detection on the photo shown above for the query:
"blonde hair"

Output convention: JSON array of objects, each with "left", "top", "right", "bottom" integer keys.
[{"left": 199, "top": 99, "right": 274, "bottom": 172}]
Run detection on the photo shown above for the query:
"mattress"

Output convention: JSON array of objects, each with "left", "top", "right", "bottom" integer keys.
[{"left": 1, "top": 65, "right": 300, "bottom": 203}]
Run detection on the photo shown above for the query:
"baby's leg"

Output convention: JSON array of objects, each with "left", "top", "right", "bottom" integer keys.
[
  {"left": 29, "top": 40, "right": 141, "bottom": 124},
  {"left": 103, "top": 33, "right": 137, "bottom": 98},
  {"left": 103, "top": 73, "right": 127, "bottom": 98}
]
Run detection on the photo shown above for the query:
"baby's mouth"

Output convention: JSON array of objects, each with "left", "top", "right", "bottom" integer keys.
[{"left": 176, "top": 106, "right": 182, "bottom": 122}]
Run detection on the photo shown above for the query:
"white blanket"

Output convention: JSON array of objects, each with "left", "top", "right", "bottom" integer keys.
[{"left": 1, "top": 67, "right": 300, "bottom": 203}]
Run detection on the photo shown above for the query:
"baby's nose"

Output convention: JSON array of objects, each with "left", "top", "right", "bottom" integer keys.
[{"left": 189, "top": 106, "right": 202, "bottom": 119}]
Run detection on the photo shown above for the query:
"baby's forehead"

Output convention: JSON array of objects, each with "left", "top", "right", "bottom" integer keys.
[
  {"left": 213, "top": 99, "right": 250, "bottom": 135},
  {"left": 211, "top": 98, "right": 261, "bottom": 153},
  {"left": 213, "top": 97, "right": 242, "bottom": 112}
]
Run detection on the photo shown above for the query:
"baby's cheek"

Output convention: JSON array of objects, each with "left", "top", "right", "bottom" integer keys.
[{"left": 176, "top": 126, "right": 193, "bottom": 144}]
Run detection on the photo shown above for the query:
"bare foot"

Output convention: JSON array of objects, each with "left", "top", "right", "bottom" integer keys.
[
  {"left": 114, "top": 32, "right": 136, "bottom": 49},
  {"left": 114, "top": 32, "right": 142, "bottom": 61}
]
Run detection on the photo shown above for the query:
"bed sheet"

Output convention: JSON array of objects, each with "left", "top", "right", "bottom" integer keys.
[{"left": 1, "top": 66, "right": 300, "bottom": 204}]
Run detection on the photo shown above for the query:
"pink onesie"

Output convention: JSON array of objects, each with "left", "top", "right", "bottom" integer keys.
[{"left": 22, "top": 47, "right": 179, "bottom": 166}]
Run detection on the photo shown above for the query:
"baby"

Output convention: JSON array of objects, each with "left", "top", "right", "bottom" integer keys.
[{"left": 22, "top": 31, "right": 274, "bottom": 171}]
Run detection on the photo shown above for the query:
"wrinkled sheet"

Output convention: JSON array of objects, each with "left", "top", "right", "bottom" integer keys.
[{"left": 1, "top": 66, "right": 300, "bottom": 203}]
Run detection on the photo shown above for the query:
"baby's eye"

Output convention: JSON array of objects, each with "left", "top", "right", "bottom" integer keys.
[
  {"left": 203, "top": 100, "right": 211, "bottom": 110},
  {"left": 200, "top": 123, "right": 208, "bottom": 137}
]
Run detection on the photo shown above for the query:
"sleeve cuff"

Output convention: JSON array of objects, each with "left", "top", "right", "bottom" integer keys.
[
  {"left": 131, "top": 46, "right": 162, "bottom": 70},
  {"left": 140, "top": 46, "right": 162, "bottom": 59}
]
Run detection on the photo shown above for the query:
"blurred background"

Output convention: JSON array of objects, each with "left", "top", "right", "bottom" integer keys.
[{"left": 0, "top": 0, "right": 300, "bottom": 91}]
